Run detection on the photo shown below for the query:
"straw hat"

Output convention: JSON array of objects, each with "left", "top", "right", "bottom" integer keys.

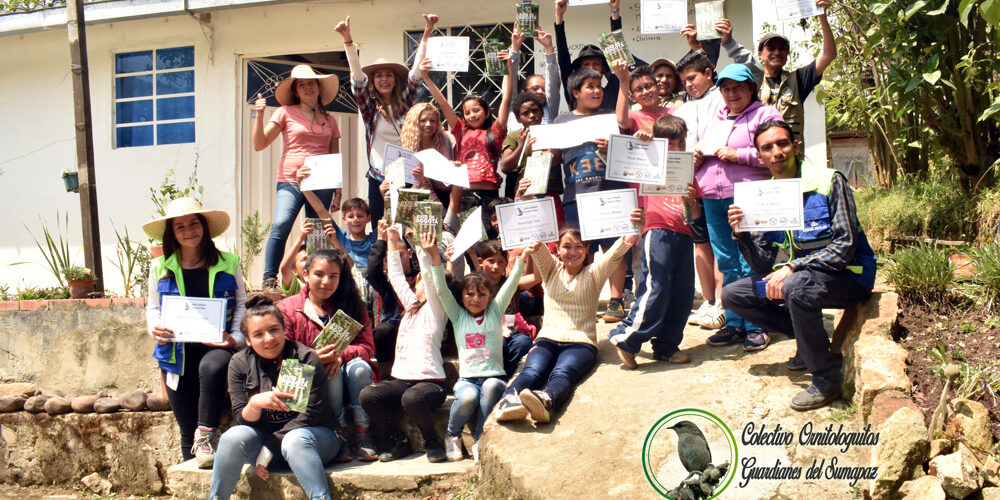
[
  {"left": 362, "top": 58, "right": 408, "bottom": 84},
  {"left": 143, "top": 197, "right": 231, "bottom": 241},
  {"left": 274, "top": 65, "right": 340, "bottom": 106}
]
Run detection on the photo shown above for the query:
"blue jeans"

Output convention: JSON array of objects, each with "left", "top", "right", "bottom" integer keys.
[
  {"left": 503, "top": 333, "right": 533, "bottom": 380},
  {"left": 702, "top": 197, "right": 757, "bottom": 331},
  {"left": 609, "top": 229, "right": 694, "bottom": 356},
  {"left": 504, "top": 339, "right": 597, "bottom": 410},
  {"left": 368, "top": 175, "right": 384, "bottom": 233},
  {"left": 263, "top": 182, "right": 334, "bottom": 280},
  {"left": 327, "top": 357, "right": 373, "bottom": 428},
  {"left": 209, "top": 425, "right": 341, "bottom": 500},
  {"left": 447, "top": 377, "right": 507, "bottom": 440}
]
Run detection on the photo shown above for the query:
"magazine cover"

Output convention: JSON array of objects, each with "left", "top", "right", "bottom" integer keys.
[
  {"left": 515, "top": 2, "right": 539, "bottom": 36},
  {"left": 412, "top": 200, "right": 444, "bottom": 246},
  {"left": 397, "top": 188, "right": 431, "bottom": 228},
  {"left": 305, "top": 218, "right": 333, "bottom": 254},
  {"left": 599, "top": 29, "right": 635, "bottom": 66},
  {"left": 484, "top": 40, "right": 509, "bottom": 76},
  {"left": 312, "top": 309, "right": 364, "bottom": 356},
  {"left": 276, "top": 359, "right": 315, "bottom": 413}
]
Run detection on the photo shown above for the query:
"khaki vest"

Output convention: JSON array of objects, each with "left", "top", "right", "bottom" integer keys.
[{"left": 759, "top": 70, "right": 804, "bottom": 140}]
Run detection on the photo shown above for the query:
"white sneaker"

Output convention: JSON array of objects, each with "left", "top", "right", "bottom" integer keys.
[
  {"left": 622, "top": 288, "right": 636, "bottom": 309},
  {"left": 192, "top": 427, "right": 217, "bottom": 469},
  {"left": 445, "top": 436, "right": 463, "bottom": 461},
  {"left": 699, "top": 302, "right": 726, "bottom": 330},
  {"left": 688, "top": 301, "right": 712, "bottom": 326}
]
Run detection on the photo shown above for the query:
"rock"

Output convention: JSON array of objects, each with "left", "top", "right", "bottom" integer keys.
[
  {"left": 93, "top": 397, "right": 121, "bottom": 414},
  {"left": 869, "top": 407, "right": 929, "bottom": 500},
  {"left": 948, "top": 398, "right": 995, "bottom": 453},
  {"left": 852, "top": 335, "right": 911, "bottom": 421},
  {"left": 146, "top": 394, "right": 170, "bottom": 412},
  {"left": 0, "top": 383, "right": 38, "bottom": 398},
  {"left": 44, "top": 396, "right": 73, "bottom": 415},
  {"left": 984, "top": 456, "right": 1000, "bottom": 487},
  {"left": 929, "top": 439, "right": 952, "bottom": 460},
  {"left": 81, "top": 472, "right": 113, "bottom": 496},
  {"left": 899, "top": 475, "right": 946, "bottom": 500},
  {"left": 71, "top": 395, "right": 98, "bottom": 413},
  {"left": 929, "top": 448, "right": 981, "bottom": 499},
  {"left": 868, "top": 390, "right": 922, "bottom": 428},
  {"left": 121, "top": 390, "right": 147, "bottom": 411},
  {"left": 23, "top": 394, "right": 51, "bottom": 413},
  {"left": 0, "top": 395, "right": 27, "bottom": 413},
  {"left": 983, "top": 486, "right": 1000, "bottom": 500}
]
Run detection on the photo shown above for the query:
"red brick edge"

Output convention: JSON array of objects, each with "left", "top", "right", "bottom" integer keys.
[{"left": 0, "top": 297, "right": 147, "bottom": 311}]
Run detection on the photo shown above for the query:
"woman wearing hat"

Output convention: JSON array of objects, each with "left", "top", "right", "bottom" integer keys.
[
  {"left": 334, "top": 13, "right": 438, "bottom": 230},
  {"left": 144, "top": 197, "right": 248, "bottom": 469},
  {"left": 252, "top": 64, "right": 341, "bottom": 293}
]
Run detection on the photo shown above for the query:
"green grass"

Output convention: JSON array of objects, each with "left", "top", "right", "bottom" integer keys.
[
  {"left": 856, "top": 175, "right": 972, "bottom": 251},
  {"left": 827, "top": 403, "right": 858, "bottom": 422},
  {"left": 883, "top": 243, "right": 955, "bottom": 301}
]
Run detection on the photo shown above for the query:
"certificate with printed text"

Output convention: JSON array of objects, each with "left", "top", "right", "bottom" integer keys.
[
  {"left": 300, "top": 154, "right": 343, "bottom": 191},
  {"left": 606, "top": 134, "right": 668, "bottom": 185},
  {"left": 775, "top": 0, "right": 824, "bottom": 22},
  {"left": 383, "top": 144, "right": 419, "bottom": 185},
  {"left": 641, "top": 0, "right": 688, "bottom": 34},
  {"left": 528, "top": 113, "right": 619, "bottom": 150},
  {"left": 568, "top": 0, "right": 607, "bottom": 5},
  {"left": 427, "top": 36, "right": 471, "bottom": 72},
  {"left": 496, "top": 197, "right": 560, "bottom": 250},
  {"left": 695, "top": 0, "right": 724, "bottom": 40},
  {"left": 639, "top": 151, "right": 695, "bottom": 196},
  {"left": 576, "top": 189, "right": 640, "bottom": 241},
  {"left": 733, "top": 178, "right": 804, "bottom": 231},
  {"left": 160, "top": 296, "right": 226, "bottom": 343}
]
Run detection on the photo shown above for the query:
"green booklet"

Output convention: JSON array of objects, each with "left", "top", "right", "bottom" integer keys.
[
  {"left": 523, "top": 152, "right": 552, "bottom": 196},
  {"left": 397, "top": 188, "right": 431, "bottom": 228},
  {"left": 484, "top": 40, "right": 509, "bottom": 76},
  {"left": 515, "top": 2, "right": 539, "bottom": 37},
  {"left": 383, "top": 193, "right": 393, "bottom": 223},
  {"left": 599, "top": 29, "right": 634, "bottom": 67},
  {"left": 312, "top": 309, "right": 364, "bottom": 356},
  {"left": 412, "top": 200, "right": 444, "bottom": 246},
  {"left": 305, "top": 218, "right": 333, "bottom": 254},
  {"left": 276, "top": 358, "right": 315, "bottom": 413}
]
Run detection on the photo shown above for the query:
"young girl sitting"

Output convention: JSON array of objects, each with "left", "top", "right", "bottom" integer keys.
[
  {"left": 423, "top": 231, "right": 527, "bottom": 461},
  {"left": 494, "top": 211, "right": 644, "bottom": 425}
]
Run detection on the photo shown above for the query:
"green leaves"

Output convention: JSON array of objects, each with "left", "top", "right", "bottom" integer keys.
[
  {"left": 923, "top": 70, "right": 942, "bottom": 85},
  {"left": 983, "top": 0, "right": 1000, "bottom": 25}
]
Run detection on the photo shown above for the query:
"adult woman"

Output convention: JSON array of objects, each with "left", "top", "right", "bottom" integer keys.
[
  {"left": 144, "top": 197, "right": 247, "bottom": 468},
  {"left": 278, "top": 249, "right": 378, "bottom": 460},
  {"left": 692, "top": 64, "right": 784, "bottom": 351},
  {"left": 399, "top": 102, "right": 457, "bottom": 208},
  {"left": 334, "top": 13, "right": 438, "bottom": 229},
  {"left": 253, "top": 64, "right": 341, "bottom": 293},
  {"left": 209, "top": 295, "right": 341, "bottom": 500}
]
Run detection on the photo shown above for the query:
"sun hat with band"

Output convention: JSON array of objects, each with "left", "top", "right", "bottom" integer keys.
[
  {"left": 143, "top": 197, "right": 231, "bottom": 242},
  {"left": 362, "top": 58, "right": 409, "bottom": 84},
  {"left": 274, "top": 64, "right": 340, "bottom": 106}
]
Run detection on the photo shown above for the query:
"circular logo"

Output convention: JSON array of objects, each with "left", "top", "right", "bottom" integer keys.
[{"left": 642, "top": 408, "right": 738, "bottom": 498}]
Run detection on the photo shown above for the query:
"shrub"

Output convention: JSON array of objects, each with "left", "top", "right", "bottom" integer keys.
[
  {"left": 971, "top": 243, "right": 1000, "bottom": 309},
  {"left": 856, "top": 176, "right": 972, "bottom": 251},
  {"left": 62, "top": 266, "right": 95, "bottom": 282},
  {"left": 883, "top": 244, "right": 954, "bottom": 301}
]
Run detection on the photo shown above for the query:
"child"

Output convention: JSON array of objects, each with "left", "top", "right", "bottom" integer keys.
[
  {"left": 424, "top": 231, "right": 527, "bottom": 461},
  {"left": 278, "top": 240, "right": 307, "bottom": 297},
  {"left": 399, "top": 102, "right": 459, "bottom": 209},
  {"left": 499, "top": 92, "right": 565, "bottom": 226},
  {"left": 614, "top": 62, "right": 674, "bottom": 135},
  {"left": 421, "top": 32, "right": 516, "bottom": 212},
  {"left": 364, "top": 220, "right": 414, "bottom": 366},
  {"left": 555, "top": 67, "right": 629, "bottom": 323},
  {"left": 327, "top": 197, "right": 378, "bottom": 303},
  {"left": 360, "top": 225, "right": 452, "bottom": 463},
  {"left": 609, "top": 115, "right": 701, "bottom": 368},
  {"left": 493, "top": 213, "right": 643, "bottom": 425}
]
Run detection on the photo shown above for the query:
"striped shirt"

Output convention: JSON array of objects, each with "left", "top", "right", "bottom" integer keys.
[{"left": 387, "top": 249, "right": 448, "bottom": 381}]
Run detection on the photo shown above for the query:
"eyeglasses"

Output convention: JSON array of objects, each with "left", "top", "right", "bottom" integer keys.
[{"left": 631, "top": 82, "right": 657, "bottom": 94}]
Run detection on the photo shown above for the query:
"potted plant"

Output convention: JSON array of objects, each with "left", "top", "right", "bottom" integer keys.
[
  {"left": 61, "top": 169, "right": 79, "bottom": 193},
  {"left": 62, "top": 266, "right": 97, "bottom": 298}
]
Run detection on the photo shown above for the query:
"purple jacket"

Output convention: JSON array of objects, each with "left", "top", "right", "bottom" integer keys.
[{"left": 696, "top": 101, "right": 785, "bottom": 199}]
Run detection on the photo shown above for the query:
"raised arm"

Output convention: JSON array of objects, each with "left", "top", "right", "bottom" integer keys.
[
  {"left": 386, "top": 226, "right": 418, "bottom": 309},
  {"left": 554, "top": 0, "right": 572, "bottom": 104},
  {"left": 334, "top": 16, "right": 364, "bottom": 82},
  {"left": 492, "top": 257, "right": 527, "bottom": 314},
  {"left": 613, "top": 59, "right": 632, "bottom": 131},
  {"left": 280, "top": 219, "right": 310, "bottom": 289},
  {"left": 814, "top": 0, "right": 836, "bottom": 76},
  {"left": 535, "top": 29, "right": 561, "bottom": 120},
  {"left": 609, "top": 0, "right": 622, "bottom": 28},
  {"left": 420, "top": 58, "right": 460, "bottom": 130},
  {"left": 422, "top": 230, "right": 464, "bottom": 321},
  {"left": 524, "top": 239, "right": 556, "bottom": 279},
  {"left": 251, "top": 94, "right": 281, "bottom": 151},
  {"left": 496, "top": 34, "right": 523, "bottom": 130},
  {"left": 718, "top": 19, "right": 763, "bottom": 81},
  {"left": 410, "top": 14, "right": 438, "bottom": 80}
]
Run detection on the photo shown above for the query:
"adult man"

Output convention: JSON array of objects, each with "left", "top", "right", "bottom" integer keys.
[
  {"left": 722, "top": 121, "right": 876, "bottom": 411},
  {"left": 757, "top": 0, "right": 836, "bottom": 142}
]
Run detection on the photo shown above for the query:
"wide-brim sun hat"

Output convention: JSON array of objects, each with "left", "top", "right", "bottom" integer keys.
[
  {"left": 362, "top": 58, "right": 408, "bottom": 84},
  {"left": 757, "top": 33, "right": 791, "bottom": 52},
  {"left": 143, "top": 197, "right": 231, "bottom": 242},
  {"left": 275, "top": 64, "right": 340, "bottom": 106},
  {"left": 716, "top": 64, "right": 756, "bottom": 85}
]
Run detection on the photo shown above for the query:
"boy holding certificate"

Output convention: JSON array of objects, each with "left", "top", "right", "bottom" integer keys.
[
  {"left": 613, "top": 61, "right": 674, "bottom": 135},
  {"left": 500, "top": 91, "right": 565, "bottom": 224}
]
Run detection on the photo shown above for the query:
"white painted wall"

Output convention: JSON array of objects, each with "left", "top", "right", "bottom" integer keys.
[{"left": 0, "top": 0, "right": 824, "bottom": 292}]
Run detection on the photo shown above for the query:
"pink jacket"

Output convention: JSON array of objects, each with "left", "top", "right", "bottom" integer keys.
[{"left": 696, "top": 101, "right": 784, "bottom": 199}]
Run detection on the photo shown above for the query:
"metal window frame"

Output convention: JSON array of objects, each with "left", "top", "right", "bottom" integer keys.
[{"left": 113, "top": 45, "right": 195, "bottom": 148}]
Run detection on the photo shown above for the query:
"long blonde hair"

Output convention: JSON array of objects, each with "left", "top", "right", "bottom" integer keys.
[{"left": 400, "top": 103, "right": 446, "bottom": 152}]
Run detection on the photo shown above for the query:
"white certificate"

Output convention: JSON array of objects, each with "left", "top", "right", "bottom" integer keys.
[
  {"left": 414, "top": 148, "right": 471, "bottom": 188},
  {"left": 640, "top": 151, "right": 695, "bottom": 196},
  {"left": 427, "top": 36, "right": 471, "bottom": 73},
  {"left": 576, "top": 189, "right": 640, "bottom": 241},
  {"left": 695, "top": 0, "right": 724, "bottom": 41},
  {"left": 450, "top": 207, "right": 485, "bottom": 262},
  {"left": 775, "top": 0, "right": 824, "bottom": 22},
  {"left": 568, "top": 0, "right": 607, "bottom": 5},
  {"left": 159, "top": 296, "right": 226, "bottom": 343},
  {"left": 383, "top": 144, "right": 419, "bottom": 185},
  {"left": 523, "top": 152, "right": 552, "bottom": 196},
  {"left": 384, "top": 158, "right": 407, "bottom": 191},
  {"left": 696, "top": 119, "right": 735, "bottom": 156},
  {"left": 606, "top": 134, "right": 667, "bottom": 185},
  {"left": 529, "top": 113, "right": 619, "bottom": 150},
  {"left": 641, "top": 0, "right": 688, "bottom": 34},
  {"left": 496, "top": 197, "right": 560, "bottom": 250},
  {"left": 733, "top": 178, "right": 804, "bottom": 231},
  {"left": 300, "top": 154, "right": 343, "bottom": 191}
]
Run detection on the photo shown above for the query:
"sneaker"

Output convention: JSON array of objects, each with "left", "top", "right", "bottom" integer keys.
[
  {"left": 494, "top": 394, "right": 529, "bottom": 422},
  {"left": 261, "top": 277, "right": 281, "bottom": 294},
  {"left": 425, "top": 440, "right": 447, "bottom": 463},
  {"left": 377, "top": 438, "right": 412, "bottom": 463},
  {"left": 622, "top": 288, "right": 636, "bottom": 309},
  {"left": 786, "top": 354, "right": 806, "bottom": 371},
  {"left": 791, "top": 383, "right": 841, "bottom": 411},
  {"left": 192, "top": 427, "right": 217, "bottom": 469},
  {"left": 445, "top": 436, "right": 463, "bottom": 461},
  {"left": 706, "top": 326, "right": 745, "bottom": 346},
  {"left": 743, "top": 330, "right": 771, "bottom": 352},
  {"left": 603, "top": 299, "right": 626, "bottom": 323},
  {"left": 616, "top": 346, "right": 638, "bottom": 370},
  {"left": 688, "top": 301, "right": 712, "bottom": 326},
  {"left": 355, "top": 427, "right": 378, "bottom": 462},
  {"left": 519, "top": 389, "right": 553, "bottom": 424},
  {"left": 698, "top": 302, "right": 727, "bottom": 330}
]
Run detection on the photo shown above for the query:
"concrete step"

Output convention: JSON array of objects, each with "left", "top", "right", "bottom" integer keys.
[{"left": 167, "top": 454, "right": 475, "bottom": 499}]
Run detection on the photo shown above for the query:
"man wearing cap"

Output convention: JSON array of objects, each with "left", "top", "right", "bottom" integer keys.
[
  {"left": 757, "top": 0, "right": 836, "bottom": 142},
  {"left": 723, "top": 120, "right": 876, "bottom": 411}
]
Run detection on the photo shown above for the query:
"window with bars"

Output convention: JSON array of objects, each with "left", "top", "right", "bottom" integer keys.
[
  {"left": 404, "top": 23, "right": 534, "bottom": 110},
  {"left": 114, "top": 46, "right": 195, "bottom": 147}
]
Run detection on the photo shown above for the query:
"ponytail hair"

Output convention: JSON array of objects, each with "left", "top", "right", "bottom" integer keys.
[{"left": 239, "top": 294, "right": 284, "bottom": 337}]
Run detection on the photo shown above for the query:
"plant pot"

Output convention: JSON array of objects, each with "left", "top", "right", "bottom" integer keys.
[
  {"left": 68, "top": 279, "right": 95, "bottom": 299},
  {"left": 148, "top": 244, "right": 163, "bottom": 258},
  {"left": 62, "top": 171, "right": 79, "bottom": 192}
]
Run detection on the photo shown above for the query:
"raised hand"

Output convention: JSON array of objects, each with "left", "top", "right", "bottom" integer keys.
[
  {"left": 511, "top": 30, "right": 524, "bottom": 52},
  {"left": 333, "top": 16, "right": 352, "bottom": 41},
  {"left": 555, "top": 0, "right": 568, "bottom": 23},
  {"left": 387, "top": 223, "right": 404, "bottom": 251},
  {"left": 423, "top": 13, "right": 439, "bottom": 28},
  {"left": 419, "top": 230, "right": 437, "bottom": 252},
  {"left": 254, "top": 93, "right": 267, "bottom": 113},
  {"left": 419, "top": 57, "right": 434, "bottom": 76},
  {"left": 536, "top": 29, "right": 554, "bottom": 51},
  {"left": 611, "top": 59, "right": 629, "bottom": 82},
  {"left": 516, "top": 178, "right": 532, "bottom": 199},
  {"left": 680, "top": 24, "right": 700, "bottom": 51},
  {"left": 715, "top": 18, "right": 732, "bottom": 44}
]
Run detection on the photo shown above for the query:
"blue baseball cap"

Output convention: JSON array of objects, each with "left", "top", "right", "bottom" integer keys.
[{"left": 715, "top": 64, "right": 756, "bottom": 85}]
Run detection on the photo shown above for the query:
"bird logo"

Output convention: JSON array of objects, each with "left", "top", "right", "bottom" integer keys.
[{"left": 665, "top": 420, "right": 730, "bottom": 499}]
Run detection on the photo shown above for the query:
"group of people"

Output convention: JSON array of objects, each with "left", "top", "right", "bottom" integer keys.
[{"left": 141, "top": 2, "right": 877, "bottom": 499}]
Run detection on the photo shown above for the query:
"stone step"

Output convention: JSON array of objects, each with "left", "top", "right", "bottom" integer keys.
[{"left": 166, "top": 454, "right": 475, "bottom": 499}]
